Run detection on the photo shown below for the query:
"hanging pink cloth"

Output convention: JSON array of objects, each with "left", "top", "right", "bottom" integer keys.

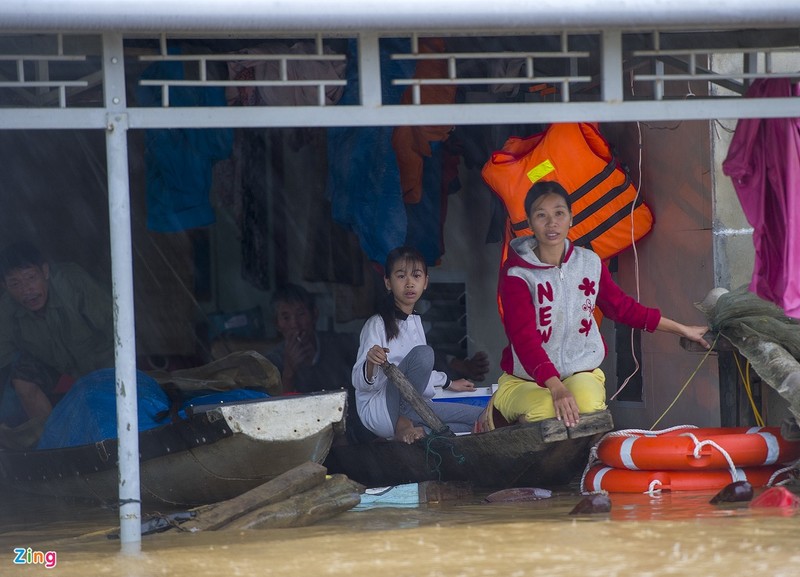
[{"left": 722, "top": 78, "right": 800, "bottom": 319}]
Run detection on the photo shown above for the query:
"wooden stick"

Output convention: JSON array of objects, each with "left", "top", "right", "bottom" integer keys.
[
  {"left": 183, "top": 461, "right": 328, "bottom": 531},
  {"left": 382, "top": 362, "right": 454, "bottom": 437},
  {"left": 221, "top": 474, "right": 364, "bottom": 530}
]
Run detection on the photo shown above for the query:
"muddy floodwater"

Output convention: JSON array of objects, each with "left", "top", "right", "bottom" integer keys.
[{"left": 2, "top": 484, "right": 799, "bottom": 577}]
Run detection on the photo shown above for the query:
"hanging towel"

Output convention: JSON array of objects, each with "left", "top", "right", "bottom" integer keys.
[{"left": 722, "top": 78, "right": 800, "bottom": 319}]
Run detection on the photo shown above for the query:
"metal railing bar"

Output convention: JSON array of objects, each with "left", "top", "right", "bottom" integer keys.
[
  {"left": 390, "top": 51, "right": 591, "bottom": 60},
  {"left": 139, "top": 53, "right": 346, "bottom": 62}
]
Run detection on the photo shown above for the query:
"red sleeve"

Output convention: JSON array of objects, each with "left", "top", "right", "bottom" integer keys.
[
  {"left": 499, "top": 270, "right": 559, "bottom": 386},
  {"left": 596, "top": 265, "right": 661, "bottom": 331}
]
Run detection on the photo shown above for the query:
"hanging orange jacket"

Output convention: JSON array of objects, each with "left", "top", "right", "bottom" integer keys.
[
  {"left": 392, "top": 37, "right": 456, "bottom": 203},
  {"left": 481, "top": 122, "right": 654, "bottom": 263}
]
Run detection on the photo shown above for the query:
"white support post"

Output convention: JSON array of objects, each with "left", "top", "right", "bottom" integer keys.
[
  {"left": 358, "top": 32, "right": 382, "bottom": 109},
  {"left": 601, "top": 29, "right": 624, "bottom": 105},
  {"left": 102, "top": 32, "right": 142, "bottom": 554}
]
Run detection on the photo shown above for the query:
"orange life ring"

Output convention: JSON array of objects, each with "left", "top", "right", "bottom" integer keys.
[
  {"left": 596, "top": 427, "right": 800, "bottom": 471},
  {"left": 583, "top": 464, "right": 791, "bottom": 493}
]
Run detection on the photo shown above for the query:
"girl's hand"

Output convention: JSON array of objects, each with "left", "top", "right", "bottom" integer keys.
[
  {"left": 448, "top": 379, "right": 476, "bottom": 392},
  {"left": 545, "top": 378, "right": 580, "bottom": 427},
  {"left": 366, "top": 345, "right": 389, "bottom": 368}
]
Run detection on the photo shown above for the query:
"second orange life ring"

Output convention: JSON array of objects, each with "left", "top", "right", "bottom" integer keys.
[{"left": 583, "top": 464, "right": 791, "bottom": 493}]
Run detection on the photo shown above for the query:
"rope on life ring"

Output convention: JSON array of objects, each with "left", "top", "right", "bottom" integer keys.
[
  {"left": 767, "top": 457, "right": 800, "bottom": 487},
  {"left": 579, "top": 425, "right": 698, "bottom": 495}
]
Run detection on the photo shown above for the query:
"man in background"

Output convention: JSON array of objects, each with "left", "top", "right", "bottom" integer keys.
[
  {"left": 265, "top": 284, "right": 357, "bottom": 395},
  {"left": 0, "top": 242, "right": 114, "bottom": 440}
]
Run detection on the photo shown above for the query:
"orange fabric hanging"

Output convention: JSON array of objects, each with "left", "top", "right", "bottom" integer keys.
[{"left": 392, "top": 38, "right": 457, "bottom": 203}]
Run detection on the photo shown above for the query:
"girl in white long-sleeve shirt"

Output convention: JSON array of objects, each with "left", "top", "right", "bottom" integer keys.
[{"left": 351, "top": 246, "right": 483, "bottom": 443}]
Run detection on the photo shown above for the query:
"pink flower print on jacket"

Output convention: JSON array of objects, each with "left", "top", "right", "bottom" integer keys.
[
  {"left": 579, "top": 317, "right": 593, "bottom": 336},
  {"left": 578, "top": 277, "right": 596, "bottom": 296},
  {"left": 582, "top": 298, "right": 594, "bottom": 315}
]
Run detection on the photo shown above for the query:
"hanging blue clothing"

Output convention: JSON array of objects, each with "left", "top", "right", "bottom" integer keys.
[
  {"left": 136, "top": 47, "right": 233, "bottom": 232},
  {"left": 405, "top": 141, "right": 444, "bottom": 265},
  {"left": 326, "top": 39, "right": 415, "bottom": 264}
]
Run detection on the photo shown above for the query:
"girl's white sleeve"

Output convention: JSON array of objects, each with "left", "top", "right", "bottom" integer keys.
[{"left": 351, "top": 315, "right": 389, "bottom": 393}]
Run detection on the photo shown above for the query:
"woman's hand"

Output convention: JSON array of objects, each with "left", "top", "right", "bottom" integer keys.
[
  {"left": 657, "top": 317, "right": 711, "bottom": 349},
  {"left": 545, "top": 377, "right": 580, "bottom": 427},
  {"left": 681, "top": 325, "right": 712, "bottom": 349},
  {"left": 448, "top": 378, "right": 476, "bottom": 392}
]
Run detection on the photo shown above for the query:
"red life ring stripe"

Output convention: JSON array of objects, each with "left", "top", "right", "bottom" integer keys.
[
  {"left": 596, "top": 427, "right": 800, "bottom": 471},
  {"left": 583, "top": 464, "right": 790, "bottom": 493}
]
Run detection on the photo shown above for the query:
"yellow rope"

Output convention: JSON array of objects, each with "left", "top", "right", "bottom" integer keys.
[
  {"left": 650, "top": 333, "right": 720, "bottom": 430},
  {"left": 734, "top": 352, "right": 765, "bottom": 426}
]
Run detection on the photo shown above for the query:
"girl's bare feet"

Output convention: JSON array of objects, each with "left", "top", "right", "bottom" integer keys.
[{"left": 394, "top": 416, "right": 426, "bottom": 444}]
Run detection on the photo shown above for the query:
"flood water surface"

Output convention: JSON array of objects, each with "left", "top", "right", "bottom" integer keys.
[{"left": 2, "top": 486, "right": 799, "bottom": 576}]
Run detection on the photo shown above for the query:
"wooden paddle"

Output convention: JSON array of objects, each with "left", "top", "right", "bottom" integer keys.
[{"left": 382, "top": 362, "right": 454, "bottom": 437}]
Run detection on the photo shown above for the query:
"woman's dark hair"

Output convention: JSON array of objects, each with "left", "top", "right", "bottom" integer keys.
[
  {"left": 523, "top": 181, "right": 572, "bottom": 218},
  {"left": 379, "top": 246, "right": 427, "bottom": 341}
]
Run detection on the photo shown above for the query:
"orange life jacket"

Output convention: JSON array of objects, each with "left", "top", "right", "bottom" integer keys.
[{"left": 481, "top": 122, "right": 654, "bottom": 263}]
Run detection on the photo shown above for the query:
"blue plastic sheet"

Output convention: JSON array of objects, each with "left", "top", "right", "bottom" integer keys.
[{"left": 37, "top": 368, "right": 268, "bottom": 449}]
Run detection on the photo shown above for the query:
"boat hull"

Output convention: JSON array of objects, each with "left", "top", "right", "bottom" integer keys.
[
  {"left": 327, "top": 409, "right": 613, "bottom": 488},
  {"left": 0, "top": 391, "right": 348, "bottom": 508}
]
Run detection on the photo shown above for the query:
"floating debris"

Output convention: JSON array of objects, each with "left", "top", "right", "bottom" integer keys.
[
  {"left": 749, "top": 486, "right": 800, "bottom": 509},
  {"left": 569, "top": 494, "right": 612, "bottom": 515},
  {"left": 484, "top": 487, "right": 552, "bottom": 503},
  {"left": 710, "top": 481, "right": 753, "bottom": 504}
]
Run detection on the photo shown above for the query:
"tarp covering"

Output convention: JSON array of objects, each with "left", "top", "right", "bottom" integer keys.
[{"left": 37, "top": 368, "right": 267, "bottom": 449}]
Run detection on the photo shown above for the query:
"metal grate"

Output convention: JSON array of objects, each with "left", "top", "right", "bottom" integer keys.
[
  {"left": 0, "top": 33, "right": 99, "bottom": 108},
  {"left": 137, "top": 33, "right": 348, "bottom": 108},
  {"left": 391, "top": 32, "right": 594, "bottom": 104},
  {"left": 628, "top": 30, "right": 800, "bottom": 99}
]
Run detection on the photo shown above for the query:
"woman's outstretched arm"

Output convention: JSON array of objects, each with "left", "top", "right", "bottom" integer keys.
[{"left": 656, "top": 317, "right": 711, "bottom": 349}]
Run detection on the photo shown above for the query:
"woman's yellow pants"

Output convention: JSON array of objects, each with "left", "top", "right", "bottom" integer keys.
[{"left": 492, "top": 369, "right": 607, "bottom": 423}]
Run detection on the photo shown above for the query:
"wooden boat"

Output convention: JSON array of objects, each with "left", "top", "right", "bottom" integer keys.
[
  {"left": 326, "top": 409, "right": 614, "bottom": 489},
  {"left": 0, "top": 390, "right": 347, "bottom": 508}
]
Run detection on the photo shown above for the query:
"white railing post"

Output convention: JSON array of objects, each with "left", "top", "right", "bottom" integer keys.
[{"left": 102, "top": 32, "right": 142, "bottom": 554}]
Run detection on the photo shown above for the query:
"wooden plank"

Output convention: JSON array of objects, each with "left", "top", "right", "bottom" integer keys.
[
  {"left": 717, "top": 351, "right": 740, "bottom": 427},
  {"left": 540, "top": 410, "right": 613, "bottom": 443},
  {"left": 183, "top": 461, "right": 328, "bottom": 531},
  {"left": 221, "top": 474, "right": 364, "bottom": 530}
]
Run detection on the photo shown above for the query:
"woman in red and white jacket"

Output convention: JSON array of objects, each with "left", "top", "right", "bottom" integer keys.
[{"left": 491, "top": 181, "right": 710, "bottom": 429}]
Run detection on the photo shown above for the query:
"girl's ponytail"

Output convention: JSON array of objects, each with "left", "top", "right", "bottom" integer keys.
[{"left": 378, "top": 288, "right": 400, "bottom": 341}]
